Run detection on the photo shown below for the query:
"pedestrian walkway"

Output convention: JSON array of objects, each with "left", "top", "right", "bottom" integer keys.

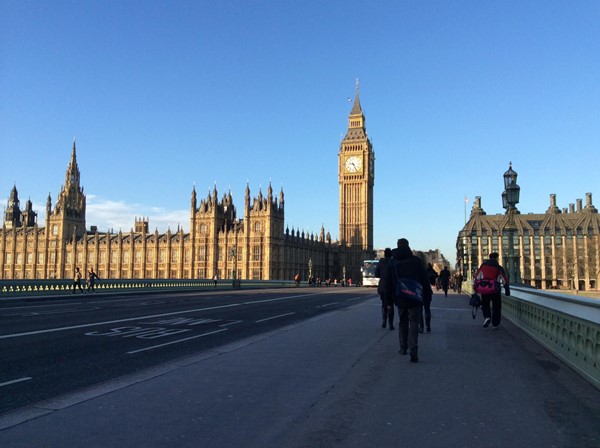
[{"left": 1, "top": 292, "right": 599, "bottom": 448}]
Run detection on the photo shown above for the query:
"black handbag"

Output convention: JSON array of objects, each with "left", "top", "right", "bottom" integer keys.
[{"left": 469, "top": 293, "right": 482, "bottom": 319}]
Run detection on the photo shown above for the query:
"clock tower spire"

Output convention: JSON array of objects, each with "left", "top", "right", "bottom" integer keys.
[{"left": 338, "top": 80, "right": 375, "bottom": 281}]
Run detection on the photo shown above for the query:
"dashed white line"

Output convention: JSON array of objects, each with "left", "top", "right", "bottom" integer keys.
[
  {"left": 255, "top": 312, "right": 296, "bottom": 323},
  {"left": 126, "top": 329, "right": 228, "bottom": 354},
  {"left": 219, "top": 320, "right": 243, "bottom": 327},
  {"left": 319, "top": 302, "right": 340, "bottom": 307},
  {"left": 0, "top": 377, "right": 32, "bottom": 388}
]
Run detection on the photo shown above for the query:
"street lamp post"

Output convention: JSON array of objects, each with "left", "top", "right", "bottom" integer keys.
[
  {"left": 308, "top": 258, "right": 313, "bottom": 285},
  {"left": 229, "top": 247, "right": 237, "bottom": 280},
  {"left": 502, "top": 163, "right": 521, "bottom": 285}
]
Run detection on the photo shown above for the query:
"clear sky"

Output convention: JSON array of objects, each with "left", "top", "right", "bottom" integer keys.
[{"left": 2, "top": 1, "right": 599, "bottom": 265}]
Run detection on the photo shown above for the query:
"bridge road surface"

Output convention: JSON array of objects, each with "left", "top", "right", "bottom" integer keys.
[
  {"left": 1, "top": 290, "right": 600, "bottom": 447},
  {"left": 0, "top": 287, "right": 373, "bottom": 413}
]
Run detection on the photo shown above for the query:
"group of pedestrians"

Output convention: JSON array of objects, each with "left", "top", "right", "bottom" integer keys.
[
  {"left": 73, "top": 267, "right": 100, "bottom": 293},
  {"left": 376, "top": 238, "right": 511, "bottom": 363}
]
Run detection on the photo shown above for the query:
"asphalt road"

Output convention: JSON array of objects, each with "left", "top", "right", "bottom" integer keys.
[
  {"left": 0, "top": 287, "right": 376, "bottom": 415},
  {"left": 2, "top": 290, "right": 600, "bottom": 447}
]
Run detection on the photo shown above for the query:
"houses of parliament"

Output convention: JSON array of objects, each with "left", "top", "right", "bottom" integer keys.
[{"left": 0, "top": 88, "right": 375, "bottom": 282}]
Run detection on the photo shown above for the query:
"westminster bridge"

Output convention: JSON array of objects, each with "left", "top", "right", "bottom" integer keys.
[{"left": 0, "top": 281, "right": 599, "bottom": 447}]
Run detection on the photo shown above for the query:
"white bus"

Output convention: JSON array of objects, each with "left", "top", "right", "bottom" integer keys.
[{"left": 361, "top": 259, "right": 380, "bottom": 287}]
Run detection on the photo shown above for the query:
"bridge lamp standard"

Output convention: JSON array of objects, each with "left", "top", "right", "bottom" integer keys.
[
  {"left": 502, "top": 163, "right": 521, "bottom": 285},
  {"left": 229, "top": 247, "right": 237, "bottom": 280}
]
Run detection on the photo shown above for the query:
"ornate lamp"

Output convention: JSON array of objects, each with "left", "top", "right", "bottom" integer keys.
[
  {"left": 503, "top": 162, "right": 518, "bottom": 190},
  {"left": 502, "top": 162, "right": 521, "bottom": 285}
]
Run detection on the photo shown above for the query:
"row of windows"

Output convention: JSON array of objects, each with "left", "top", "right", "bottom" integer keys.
[
  {"left": 4, "top": 246, "right": 267, "bottom": 266},
  {"left": 471, "top": 227, "right": 597, "bottom": 238},
  {"left": 198, "top": 222, "right": 263, "bottom": 233}
]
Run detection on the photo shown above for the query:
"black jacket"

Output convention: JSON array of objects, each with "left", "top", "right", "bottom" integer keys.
[
  {"left": 376, "top": 256, "right": 392, "bottom": 297},
  {"left": 439, "top": 268, "right": 451, "bottom": 286},
  {"left": 387, "top": 246, "right": 433, "bottom": 305}
]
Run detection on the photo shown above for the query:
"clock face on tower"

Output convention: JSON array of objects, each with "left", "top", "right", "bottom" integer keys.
[{"left": 344, "top": 155, "right": 362, "bottom": 173}]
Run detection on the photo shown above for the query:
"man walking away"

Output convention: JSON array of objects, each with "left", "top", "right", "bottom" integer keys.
[
  {"left": 473, "top": 252, "right": 510, "bottom": 329},
  {"left": 439, "top": 266, "right": 451, "bottom": 297},
  {"left": 375, "top": 248, "right": 394, "bottom": 330},
  {"left": 388, "top": 238, "right": 432, "bottom": 363}
]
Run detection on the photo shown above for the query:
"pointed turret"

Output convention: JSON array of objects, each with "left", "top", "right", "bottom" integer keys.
[
  {"left": 49, "top": 143, "right": 86, "bottom": 239},
  {"left": 191, "top": 185, "right": 197, "bottom": 212},
  {"left": 4, "top": 184, "right": 22, "bottom": 229},
  {"left": 46, "top": 193, "right": 52, "bottom": 218},
  {"left": 245, "top": 182, "right": 251, "bottom": 212},
  {"left": 350, "top": 78, "right": 363, "bottom": 116},
  {"left": 66, "top": 140, "right": 81, "bottom": 189},
  {"left": 21, "top": 197, "right": 37, "bottom": 227},
  {"left": 343, "top": 79, "right": 368, "bottom": 141}
]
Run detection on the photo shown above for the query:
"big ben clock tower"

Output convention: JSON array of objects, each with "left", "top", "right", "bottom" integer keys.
[{"left": 339, "top": 81, "right": 375, "bottom": 280}]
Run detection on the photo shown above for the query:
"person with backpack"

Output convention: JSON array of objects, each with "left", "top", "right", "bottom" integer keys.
[
  {"left": 473, "top": 252, "right": 510, "bottom": 329},
  {"left": 388, "top": 238, "right": 432, "bottom": 363},
  {"left": 375, "top": 248, "right": 394, "bottom": 330}
]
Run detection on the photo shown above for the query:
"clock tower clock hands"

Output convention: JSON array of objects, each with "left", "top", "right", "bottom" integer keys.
[{"left": 344, "top": 155, "right": 363, "bottom": 173}]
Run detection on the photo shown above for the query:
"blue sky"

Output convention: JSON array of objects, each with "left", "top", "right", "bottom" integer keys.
[{"left": 1, "top": 1, "right": 599, "bottom": 265}]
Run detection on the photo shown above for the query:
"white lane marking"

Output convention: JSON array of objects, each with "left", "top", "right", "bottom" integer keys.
[
  {"left": 0, "top": 377, "right": 32, "bottom": 387},
  {"left": 318, "top": 302, "right": 340, "bottom": 308},
  {"left": 255, "top": 312, "right": 296, "bottom": 323},
  {"left": 219, "top": 320, "right": 243, "bottom": 327},
  {"left": 126, "top": 329, "right": 228, "bottom": 354},
  {"left": 0, "top": 303, "right": 241, "bottom": 340},
  {"left": 349, "top": 295, "right": 376, "bottom": 301},
  {"left": 244, "top": 293, "right": 315, "bottom": 305},
  {"left": 1, "top": 291, "right": 370, "bottom": 340}
]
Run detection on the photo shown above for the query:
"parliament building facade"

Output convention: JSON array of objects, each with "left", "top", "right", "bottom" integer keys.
[{"left": 1, "top": 89, "right": 375, "bottom": 282}]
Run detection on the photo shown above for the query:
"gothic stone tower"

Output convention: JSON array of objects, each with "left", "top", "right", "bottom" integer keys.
[
  {"left": 46, "top": 141, "right": 86, "bottom": 278},
  {"left": 47, "top": 141, "right": 86, "bottom": 241},
  {"left": 189, "top": 182, "right": 285, "bottom": 280},
  {"left": 338, "top": 81, "right": 375, "bottom": 281}
]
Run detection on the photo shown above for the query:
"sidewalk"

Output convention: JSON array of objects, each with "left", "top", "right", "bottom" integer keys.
[{"left": 1, "top": 292, "right": 599, "bottom": 448}]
